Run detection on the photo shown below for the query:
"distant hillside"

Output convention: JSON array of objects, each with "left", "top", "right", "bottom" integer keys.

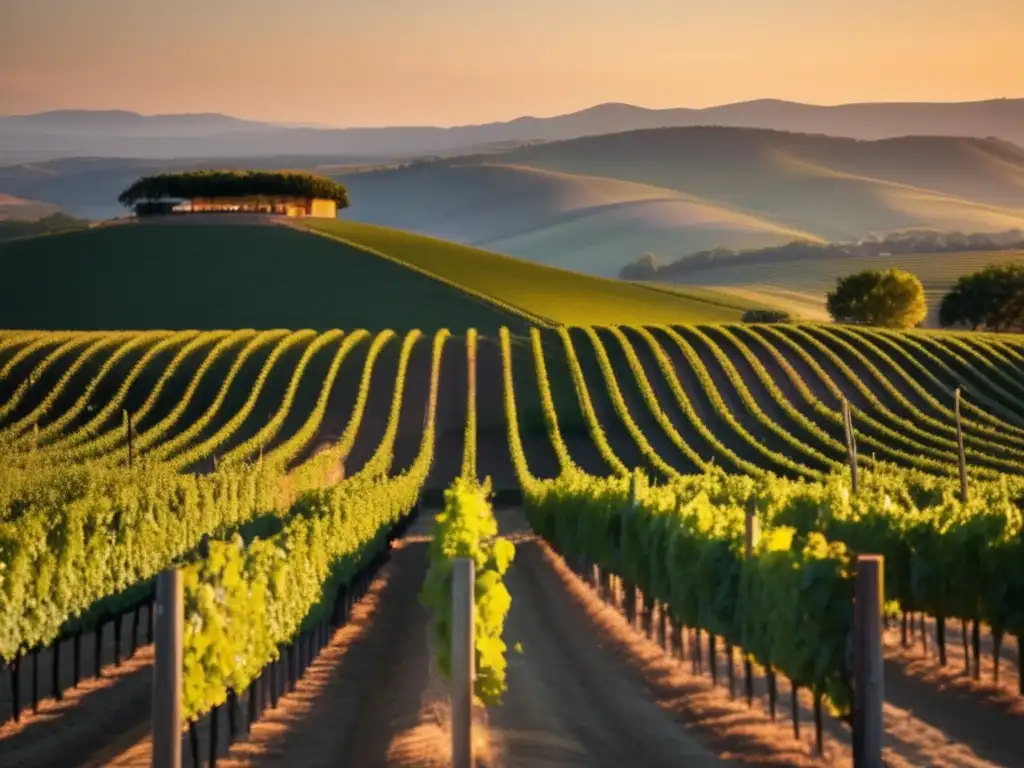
[
  {"left": 335, "top": 127, "right": 1024, "bottom": 275},
  {"left": 0, "top": 193, "right": 61, "bottom": 221},
  {"left": 2, "top": 97, "right": 1024, "bottom": 161},
  {"left": 0, "top": 151, "right": 513, "bottom": 220},
  {"left": 0, "top": 110, "right": 272, "bottom": 137},
  {"left": 0, "top": 155, "right": 390, "bottom": 220},
  {"left": 339, "top": 162, "right": 816, "bottom": 275},
  {"left": 0, "top": 212, "right": 90, "bottom": 242},
  {"left": 4, "top": 126, "right": 1024, "bottom": 278},
  {"left": 624, "top": 228, "right": 1024, "bottom": 279},
  {"left": 657, "top": 248, "right": 1024, "bottom": 328}
]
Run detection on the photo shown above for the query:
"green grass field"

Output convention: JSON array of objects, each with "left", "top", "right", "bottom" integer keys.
[
  {"left": 305, "top": 219, "right": 751, "bottom": 325},
  {"left": 665, "top": 249, "right": 1024, "bottom": 325},
  {"left": 635, "top": 282, "right": 779, "bottom": 313},
  {"left": 0, "top": 223, "right": 528, "bottom": 332}
]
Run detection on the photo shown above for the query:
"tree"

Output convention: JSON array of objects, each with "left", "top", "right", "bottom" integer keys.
[
  {"left": 742, "top": 309, "right": 794, "bottom": 323},
  {"left": 619, "top": 253, "right": 659, "bottom": 280},
  {"left": 939, "top": 264, "right": 1024, "bottom": 332},
  {"left": 826, "top": 268, "right": 927, "bottom": 328},
  {"left": 117, "top": 170, "right": 350, "bottom": 208}
]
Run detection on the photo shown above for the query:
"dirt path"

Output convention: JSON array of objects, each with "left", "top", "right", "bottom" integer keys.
[
  {"left": 500, "top": 510, "right": 1024, "bottom": 768},
  {"left": 0, "top": 608, "right": 155, "bottom": 768},
  {"left": 490, "top": 511, "right": 723, "bottom": 767},
  {"left": 105, "top": 513, "right": 447, "bottom": 768}
]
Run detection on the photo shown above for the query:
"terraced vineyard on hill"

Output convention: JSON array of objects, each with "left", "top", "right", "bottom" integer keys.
[{"left": 2, "top": 320, "right": 1023, "bottom": 766}]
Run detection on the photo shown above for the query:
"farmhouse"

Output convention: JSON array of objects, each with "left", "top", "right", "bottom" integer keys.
[
  {"left": 117, "top": 170, "right": 349, "bottom": 219},
  {"left": 183, "top": 196, "right": 338, "bottom": 217}
]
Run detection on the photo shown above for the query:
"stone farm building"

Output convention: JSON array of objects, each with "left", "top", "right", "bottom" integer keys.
[
  {"left": 117, "top": 171, "right": 350, "bottom": 220},
  {"left": 180, "top": 196, "right": 338, "bottom": 218}
]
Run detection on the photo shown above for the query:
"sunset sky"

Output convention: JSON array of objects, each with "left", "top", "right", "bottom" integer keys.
[{"left": 2, "top": 0, "right": 1021, "bottom": 126}]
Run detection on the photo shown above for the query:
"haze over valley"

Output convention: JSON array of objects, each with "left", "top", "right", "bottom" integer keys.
[{"left": 5, "top": 116, "right": 1024, "bottom": 287}]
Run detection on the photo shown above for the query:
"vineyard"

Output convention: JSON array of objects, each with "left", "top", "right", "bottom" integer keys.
[{"left": 2, "top": 320, "right": 1023, "bottom": 766}]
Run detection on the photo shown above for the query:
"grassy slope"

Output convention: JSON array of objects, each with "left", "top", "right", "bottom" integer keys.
[
  {"left": 304, "top": 219, "right": 750, "bottom": 325},
  {"left": 635, "top": 283, "right": 779, "bottom": 313},
  {"left": 0, "top": 223, "right": 528, "bottom": 332},
  {"left": 668, "top": 249, "right": 1024, "bottom": 326}
]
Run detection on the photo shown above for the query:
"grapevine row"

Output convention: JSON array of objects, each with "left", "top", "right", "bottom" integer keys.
[{"left": 180, "top": 327, "right": 446, "bottom": 720}]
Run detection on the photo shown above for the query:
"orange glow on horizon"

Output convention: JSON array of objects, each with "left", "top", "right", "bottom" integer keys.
[{"left": 1, "top": 0, "right": 1021, "bottom": 125}]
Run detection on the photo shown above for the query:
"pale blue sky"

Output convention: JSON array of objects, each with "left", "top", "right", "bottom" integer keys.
[{"left": 1, "top": 0, "right": 1020, "bottom": 125}]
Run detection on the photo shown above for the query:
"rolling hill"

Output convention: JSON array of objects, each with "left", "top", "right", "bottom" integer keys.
[
  {"left": 0, "top": 222, "right": 527, "bottom": 331},
  {"left": 304, "top": 218, "right": 759, "bottom": 325},
  {"left": 335, "top": 127, "right": 1024, "bottom": 275},
  {"left": 0, "top": 193, "right": 60, "bottom": 220},
  {"left": 0, "top": 219, "right": 747, "bottom": 330},
  {"left": 338, "top": 162, "right": 817, "bottom": 275},
  {"left": 3, "top": 126, "right": 1024, "bottom": 283}
]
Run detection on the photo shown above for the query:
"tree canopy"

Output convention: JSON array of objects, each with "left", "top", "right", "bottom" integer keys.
[
  {"left": 826, "top": 268, "right": 927, "bottom": 328},
  {"left": 621, "top": 227, "right": 1024, "bottom": 280},
  {"left": 939, "top": 263, "right": 1024, "bottom": 332},
  {"left": 741, "top": 309, "right": 793, "bottom": 323},
  {"left": 117, "top": 170, "right": 350, "bottom": 208}
]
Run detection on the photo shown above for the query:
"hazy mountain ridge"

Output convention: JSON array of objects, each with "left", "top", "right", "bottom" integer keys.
[
  {"left": 2, "top": 97, "right": 1024, "bottom": 162},
  {"left": 0, "top": 110, "right": 273, "bottom": 137}
]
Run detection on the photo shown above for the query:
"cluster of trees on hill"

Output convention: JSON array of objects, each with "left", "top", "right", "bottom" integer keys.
[
  {"left": 0, "top": 213, "right": 90, "bottom": 243},
  {"left": 620, "top": 228, "right": 1024, "bottom": 279},
  {"left": 117, "top": 170, "right": 351, "bottom": 207},
  {"left": 815, "top": 265, "right": 1024, "bottom": 331}
]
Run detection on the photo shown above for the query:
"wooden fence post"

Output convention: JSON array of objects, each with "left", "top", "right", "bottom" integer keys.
[
  {"left": 124, "top": 410, "right": 133, "bottom": 469},
  {"left": 955, "top": 388, "right": 968, "bottom": 503},
  {"left": 153, "top": 569, "right": 183, "bottom": 768},
  {"left": 622, "top": 472, "right": 639, "bottom": 627},
  {"left": 853, "top": 555, "right": 884, "bottom": 768},
  {"left": 744, "top": 504, "right": 760, "bottom": 707},
  {"left": 843, "top": 397, "right": 858, "bottom": 492},
  {"left": 452, "top": 557, "right": 475, "bottom": 768}
]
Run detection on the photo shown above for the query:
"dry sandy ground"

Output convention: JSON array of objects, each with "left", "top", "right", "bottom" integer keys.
[
  {"left": 527, "top": 528, "right": 1024, "bottom": 768},
  {"left": 487, "top": 515, "right": 722, "bottom": 767},
  {"left": 0, "top": 608, "right": 155, "bottom": 768}
]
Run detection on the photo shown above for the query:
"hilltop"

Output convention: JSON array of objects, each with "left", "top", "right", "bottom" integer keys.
[{"left": 0, "top": 220, "right": 748, "bottom": 330}]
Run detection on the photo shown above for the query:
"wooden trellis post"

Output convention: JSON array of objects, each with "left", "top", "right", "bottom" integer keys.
[
  {"left": 955, "top": 388, "right": 968, "bottom": 503},
  {"left": 451, "top": 558, "right": 475, "bottom": 768},
  {"left": 842, "top": 397, "right": 858, "bottom": 492}
]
